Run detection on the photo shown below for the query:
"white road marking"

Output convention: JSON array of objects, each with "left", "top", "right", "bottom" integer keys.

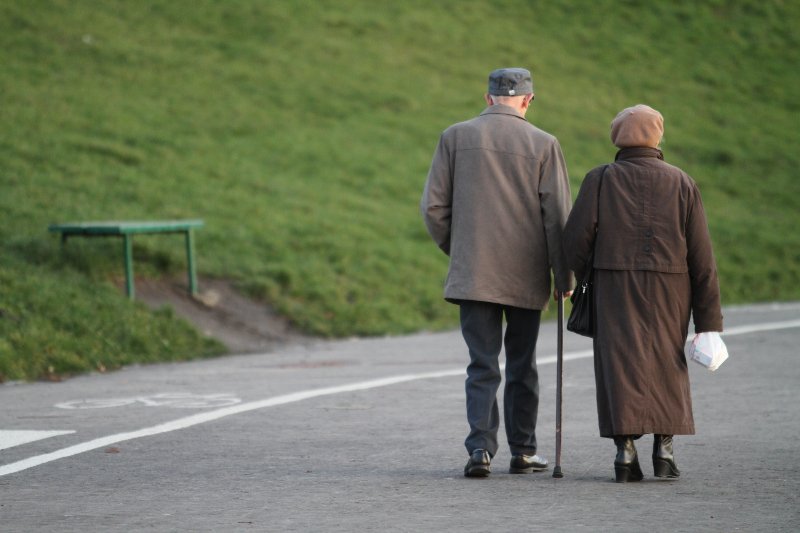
[
  {"left": 54, "top": 392, "right": 242, "bottom": 410},
  {"left": 0, "top": 318, "right": 797, "bottom": 478},
  {"left": 0, "top": 430, "right": 76, "bottom": 452},
  {"left": 720, "top": 319, "right": 800, "bottom": 337}
]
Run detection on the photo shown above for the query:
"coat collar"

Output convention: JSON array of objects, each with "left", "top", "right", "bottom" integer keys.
[
  {"left": 615, "top": 146, "right": 664, "bottom": 161},
  {"left": 480, "top": 104, "right": 527, "bottom": 121}
]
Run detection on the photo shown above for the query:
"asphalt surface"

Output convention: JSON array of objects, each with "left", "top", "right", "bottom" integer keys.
[{"left": 1, "top": 302, "right": 799, "bottom": 532}]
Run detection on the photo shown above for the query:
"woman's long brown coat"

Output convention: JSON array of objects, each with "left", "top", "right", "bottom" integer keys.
[{"left": 563, "top": 147, "right": 723, "bottom": 437}]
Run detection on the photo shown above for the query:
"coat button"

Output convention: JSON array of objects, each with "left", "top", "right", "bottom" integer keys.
[
  {"left": 644, "top": 229, "right": 653, "bottom": 238},
  {"left": 643, "top": 244, "right": 652, "bottom": 253}
]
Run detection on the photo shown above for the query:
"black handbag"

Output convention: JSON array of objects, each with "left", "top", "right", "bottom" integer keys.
[
  {"left": 566, "top": 166, "right": 607, "bottom": 338},
  {"left": 566, "top": 258, "right": 595, "bottom": 337}
]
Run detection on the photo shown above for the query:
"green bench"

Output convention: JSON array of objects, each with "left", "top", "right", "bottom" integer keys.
[{"left": 48, "top": 219, "right": 204, "bottom": 300}]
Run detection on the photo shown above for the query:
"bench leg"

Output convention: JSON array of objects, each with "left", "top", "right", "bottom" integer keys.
[
  {"left": 123, "top": 234, "right": 135, "bottom": 299},
  {"left": 185, "top": 229, "right": 198, "bottom": 296}
]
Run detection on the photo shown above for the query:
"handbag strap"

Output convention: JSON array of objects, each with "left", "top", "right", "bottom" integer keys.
[{"left": 583, "top": 164, "right": 609, "bottom": 281}]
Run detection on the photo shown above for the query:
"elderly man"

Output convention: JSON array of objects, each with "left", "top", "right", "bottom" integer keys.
[{"left": 421, "top": 68, "right": 573, "bottom": 477}]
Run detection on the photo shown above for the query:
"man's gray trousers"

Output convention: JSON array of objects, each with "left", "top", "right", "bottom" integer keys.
[{"left": 459, "top": 300, "right": 542, "bottom": 458}]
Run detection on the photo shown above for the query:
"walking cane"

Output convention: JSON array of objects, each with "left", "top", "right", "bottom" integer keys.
[{"left": 553, "top": 295, "right": 565, "bottom": 478}]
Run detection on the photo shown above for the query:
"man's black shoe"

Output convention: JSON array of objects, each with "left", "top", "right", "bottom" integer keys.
[
  {"left": 464, "top": 449, "right": 491, "bottom": 478},
  {"left": 509, "top": 454, "right": 549, "bottom": 473}
]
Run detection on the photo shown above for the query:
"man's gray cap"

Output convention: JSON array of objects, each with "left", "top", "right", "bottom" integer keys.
[{"left": 488, "top": 68, "right": 534, "bottom": 96}]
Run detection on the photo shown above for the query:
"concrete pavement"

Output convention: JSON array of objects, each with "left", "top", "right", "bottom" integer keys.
[{"left": 1, "top": 302, "right": 799, "bottom": 532}]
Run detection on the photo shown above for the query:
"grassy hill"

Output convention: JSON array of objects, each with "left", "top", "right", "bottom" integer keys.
[{"left": 1, "top": 0, "right": 798, "bottom": 381}]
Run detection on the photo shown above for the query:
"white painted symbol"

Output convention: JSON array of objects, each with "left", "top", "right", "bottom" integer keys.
[
  {"left": 54, "top": 392, "right": 241, "bottom": 410},
  {"left": 0, "top": 430, "right": 76, "bottom": 451}
]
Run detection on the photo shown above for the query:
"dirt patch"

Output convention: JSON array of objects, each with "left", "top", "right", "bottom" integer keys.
[{"left": 132, "top": 277, "right": 315, "bottom": 354}]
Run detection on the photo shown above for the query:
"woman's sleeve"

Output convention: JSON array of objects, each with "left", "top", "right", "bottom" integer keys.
[
  {"left": 685, "top": 182, "right": 724, "bottom": 332},
  {"left": 562, "top": 167, "right": 603, "bottom": 281}
]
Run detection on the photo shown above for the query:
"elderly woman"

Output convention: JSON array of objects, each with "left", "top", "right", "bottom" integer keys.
[{"left": 563, "top": 105, "right": 723, "bottom": 482}]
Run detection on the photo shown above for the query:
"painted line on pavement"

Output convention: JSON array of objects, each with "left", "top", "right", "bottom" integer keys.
[
  {"left": 720, "top": 319, "right": 800, "bottom": 337},
  {"left": 1, "top": 318, "right": 798, "bottom": 478}
]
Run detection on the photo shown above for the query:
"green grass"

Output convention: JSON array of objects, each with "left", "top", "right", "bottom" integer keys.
[{"left": 1, "top": 0, "right": 798, "bottom": 381}]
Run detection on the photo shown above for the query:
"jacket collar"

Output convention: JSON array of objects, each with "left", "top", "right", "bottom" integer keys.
[
  {"left": 615, "top": 146, "right": 664, "bottom": 161},
  {"left": 480, "top": 104, "right": 527, "bottom": 121}
]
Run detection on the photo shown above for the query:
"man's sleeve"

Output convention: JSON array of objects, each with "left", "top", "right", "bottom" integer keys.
[
  {"left": 539, "top": 138, "right": 574, "bottom": 292},
  {"left": 420, "top": 133, "right": 453, "bottom": 255}
]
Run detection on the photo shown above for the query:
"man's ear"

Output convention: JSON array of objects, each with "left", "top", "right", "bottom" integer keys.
[{"left": 484, "top": 93, "right": 494, "bottom": 106}]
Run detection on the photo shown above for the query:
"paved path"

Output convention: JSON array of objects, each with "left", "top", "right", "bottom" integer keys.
[{"left": 1, "top": 302, "right": 799, "bottom": 532}]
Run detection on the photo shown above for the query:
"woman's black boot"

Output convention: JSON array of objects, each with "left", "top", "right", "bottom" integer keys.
[
  {"left": 613, "top": 436, "right": 644, "bottom": 483},
  {"left": 653, "top": 434, "right": 680, "bottom": 478}
]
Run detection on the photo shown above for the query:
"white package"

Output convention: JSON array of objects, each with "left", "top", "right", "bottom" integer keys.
[{"left": 686, "top": 331, "right": 729, "bottom": 371}]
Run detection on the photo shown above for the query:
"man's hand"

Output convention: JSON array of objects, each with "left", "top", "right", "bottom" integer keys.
[{"left": 553, "top": 289, "right": 573, "bottom": 301}]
